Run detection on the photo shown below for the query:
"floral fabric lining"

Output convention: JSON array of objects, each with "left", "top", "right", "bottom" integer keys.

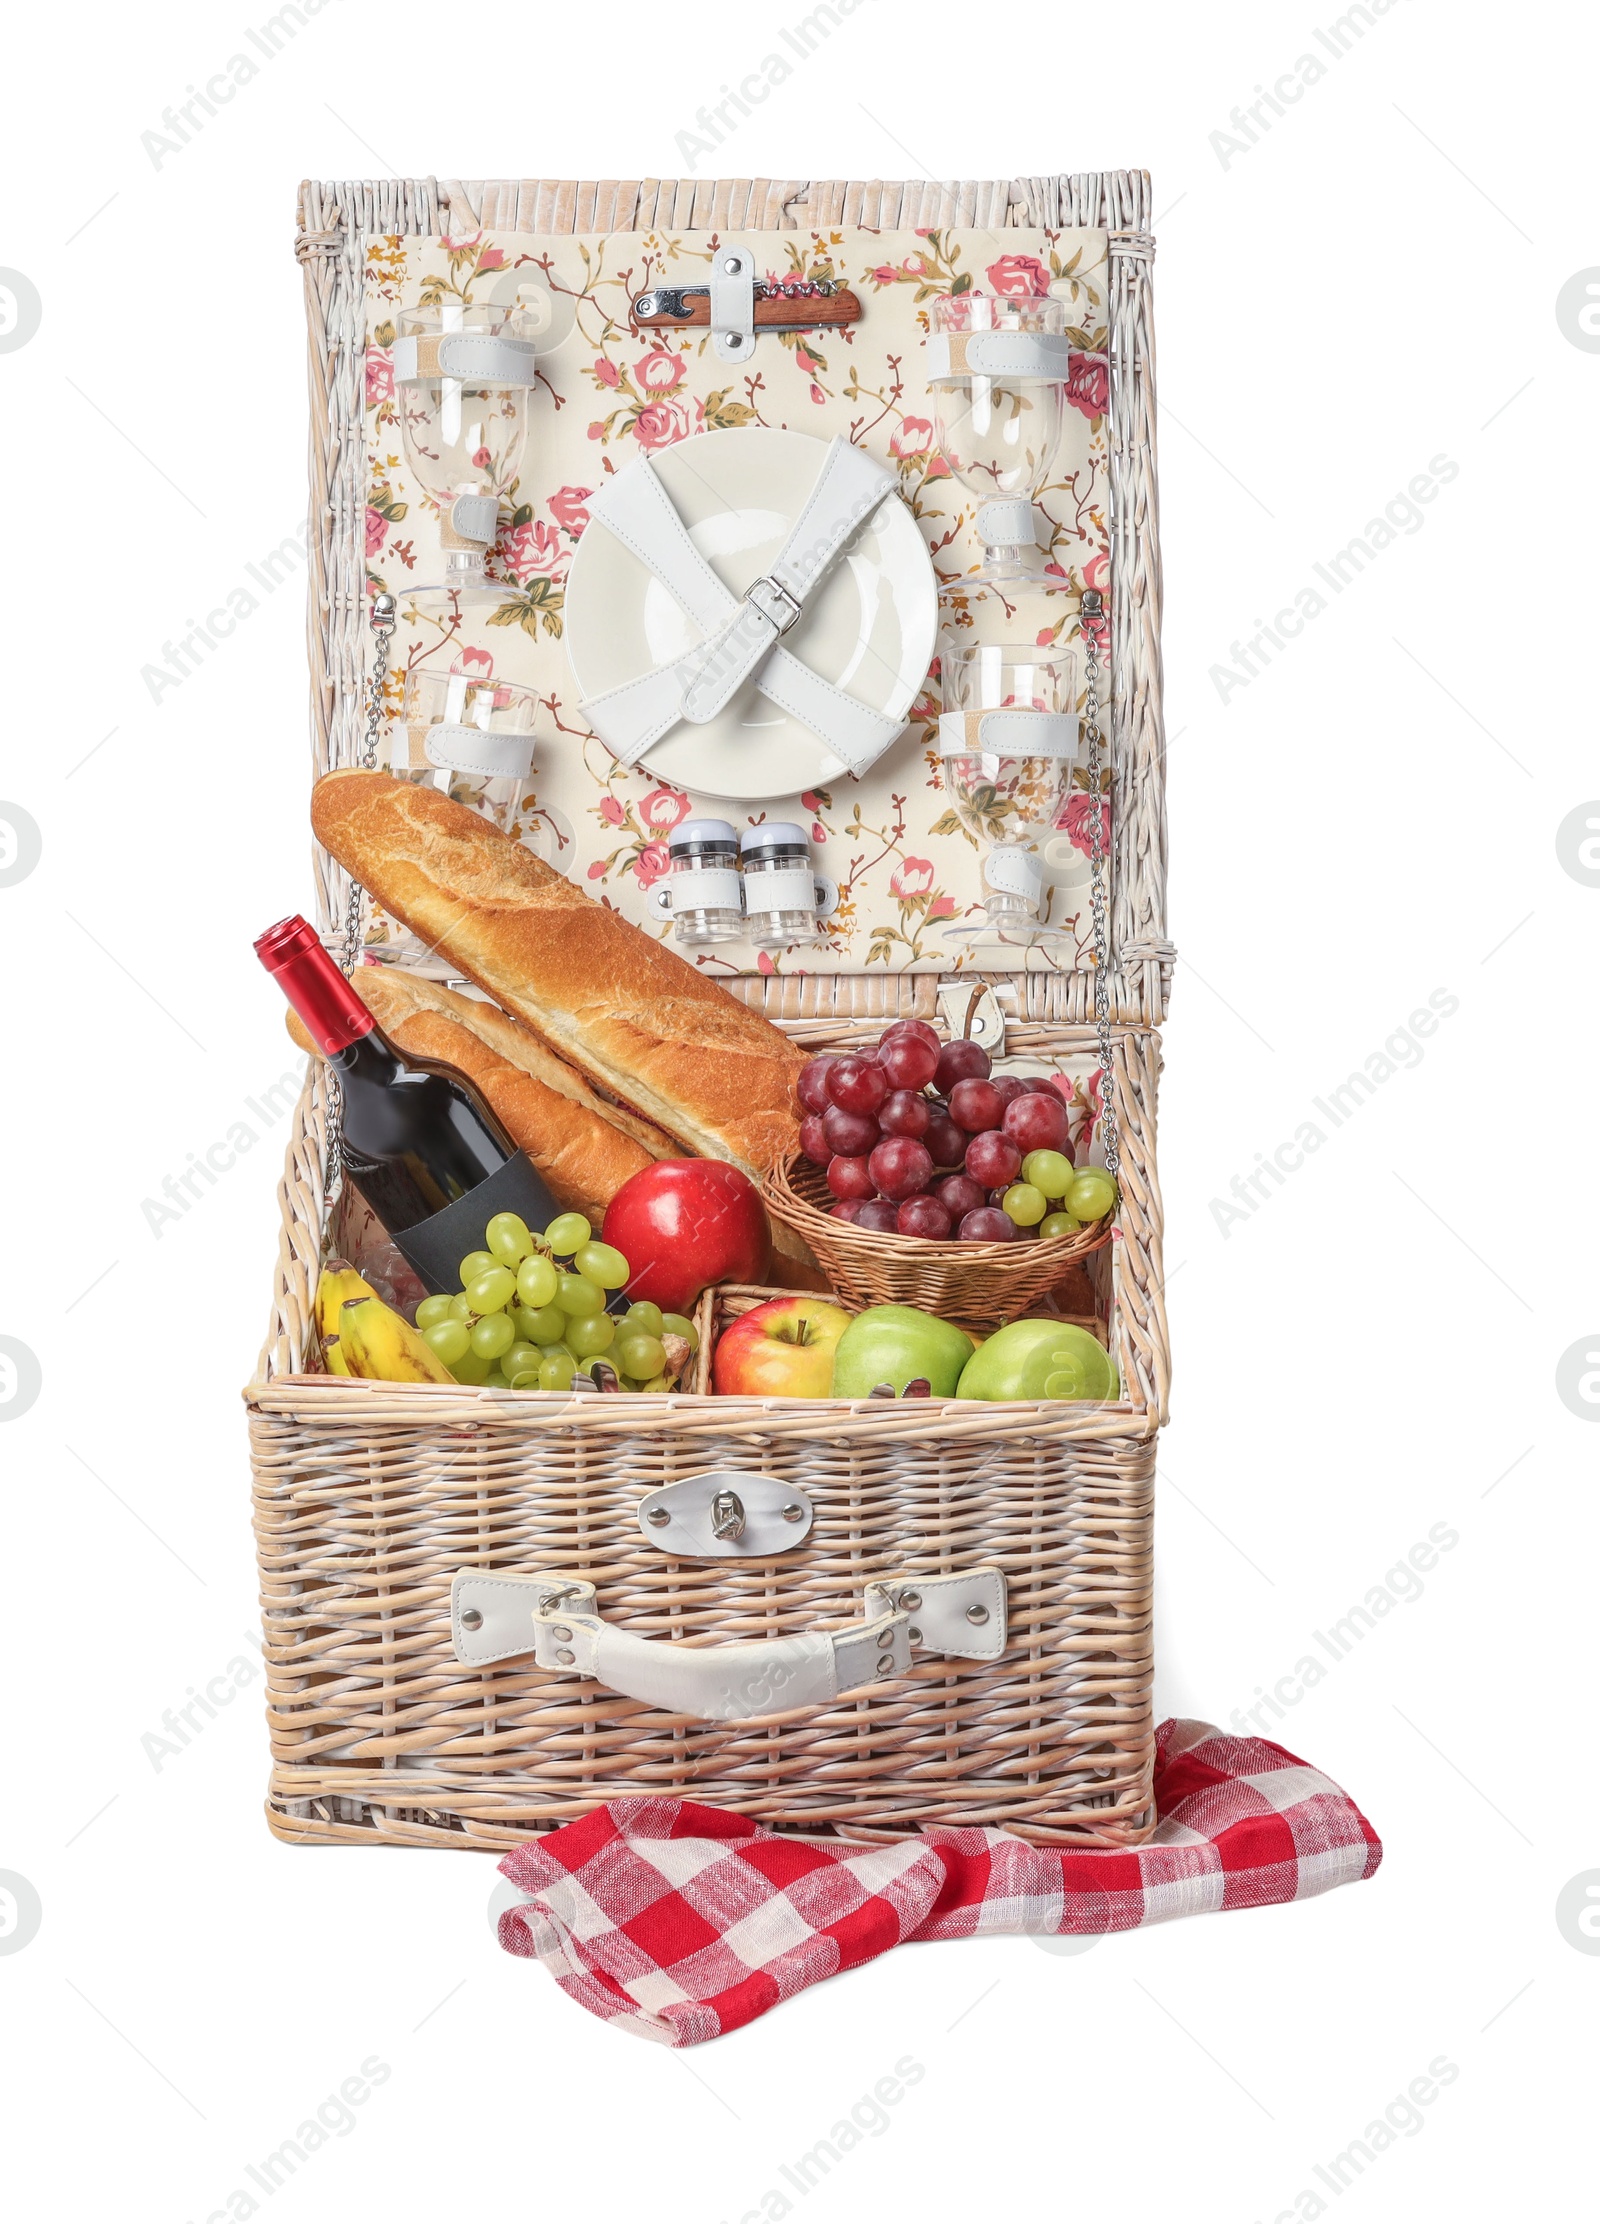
[{"left": 363, "top": 226, "right": 1110, "bottom": 977}]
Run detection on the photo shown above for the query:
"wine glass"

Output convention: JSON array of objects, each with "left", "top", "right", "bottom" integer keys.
[
  {"left": 367, "top": 663, "right": 537, "bottom": 971},
  {"left": 396, "top": 299, "right": 541, "bottom": 603},
  {"left": 939, "top": 634, "right": 1080, "bottom": 945},
  {"left": 929, "top": 293, "right": 1068, "bottom": 586}
]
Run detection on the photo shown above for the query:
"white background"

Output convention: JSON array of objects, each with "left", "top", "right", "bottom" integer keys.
[{"left": 1, "top": 1, "right": 1593, "bottom": 2216}]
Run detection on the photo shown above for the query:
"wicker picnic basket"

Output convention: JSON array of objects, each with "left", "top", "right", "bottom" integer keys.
[{"left": 246, "top": 171, "right": 1172, "bottom": 1851}]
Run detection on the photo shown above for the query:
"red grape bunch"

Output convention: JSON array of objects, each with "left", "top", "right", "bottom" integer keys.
[{"left": 795, "top": 1022, "right": 1118, "bottom": 1243}]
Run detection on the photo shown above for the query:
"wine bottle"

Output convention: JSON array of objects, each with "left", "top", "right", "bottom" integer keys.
[{"left": 255, "top": 916, "right": 557, "bottom": 1292}]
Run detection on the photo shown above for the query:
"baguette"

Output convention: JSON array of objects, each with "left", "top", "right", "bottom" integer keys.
[
  {"left": 286, "top": 964, "right": 675, "bottom": 1219},
  {"left": 311, "top": 770, "right": 807, "bottom": 1177}
]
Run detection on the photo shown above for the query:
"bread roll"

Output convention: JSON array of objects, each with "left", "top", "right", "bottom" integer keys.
[
  {"left": 311, "top": 770, "right": 807, "bottom": 1176},
  {"left": 286, "top": 964, "right": 675, "bottom": 1219}
]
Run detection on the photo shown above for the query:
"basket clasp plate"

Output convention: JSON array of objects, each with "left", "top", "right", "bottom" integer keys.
[{"left": 636, "top": 1470, "right": 814, "bottom": 1557}]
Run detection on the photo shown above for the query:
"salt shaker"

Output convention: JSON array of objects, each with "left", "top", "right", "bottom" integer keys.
[
  {"left": 665, "top": 818, "right": 744, "bottom": 946},
  {"left": 740, "top": 822, "right": 820, "bottom": 949}
]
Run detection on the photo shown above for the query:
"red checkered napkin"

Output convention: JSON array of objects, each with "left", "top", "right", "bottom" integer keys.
[{"left": 495, "top": 1721, "right": 1382, "bottom": 2045}]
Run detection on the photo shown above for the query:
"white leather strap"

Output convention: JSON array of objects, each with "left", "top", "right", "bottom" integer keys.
[
  {"left": 939, "top": 709, "right": 1080, "bottom": 759},
  {"left": 974, "top": 497, "right": 1039, "bottom": 549},
  {"left": 450, "top": 1567, "right": 1006, "bottom": 1721},
  {"left": 661, "top": 862, "right": 742, "bottom": 911},
  {"left": 579, "top": 438, "right": 904, "bottom": 775},
  {"left": 422, "top": 721, "right": 534, "bottom": 781},
  {"left": 584, "top": 451, "right": 735, "bottom": 636},
  {"left": 391, "top": 331, "right": 540, "bottom": 386},
  {"left": 445, "top": 491, "right": 499, "bottom": 549},
  {"left": 984, "top": 844, "right": 1044, "bottom": 898},
  {"left": 708, "top": 244, "right": 756, "bottom": 364},
  {"left": 670, "top": 436, "right": 894, "bottom": 726},
  {"left": 741, "top": 862, "right": 817, "bottom": 912},
  {"left": 755, "top": 654, "right": 903, "bottom": 774},
  {"left": 925, "top": 329, "right": 1072, "bottom": 383}
]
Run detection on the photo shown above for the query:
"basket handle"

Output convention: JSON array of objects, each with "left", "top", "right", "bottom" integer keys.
[{"left": 450, "top": 1569, "right": 1005, "bottom": 1722}]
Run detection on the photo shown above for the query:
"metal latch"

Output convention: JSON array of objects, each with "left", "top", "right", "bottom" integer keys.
[{"left": 636, "top": 1471, "right": 814, "bottom": 1557}]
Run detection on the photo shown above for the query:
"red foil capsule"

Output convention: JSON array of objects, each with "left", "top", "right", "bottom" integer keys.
[{"left": 254, "top": 914, "right": 375, "bottom": 1055}]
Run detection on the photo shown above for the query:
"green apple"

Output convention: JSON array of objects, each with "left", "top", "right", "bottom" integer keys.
[
  {"left": 830, "top": 1305, "right": 975, "bottom": 1400},
  {"left": 957, "top": 1319, "right": 1117, "bottom": 1403}
]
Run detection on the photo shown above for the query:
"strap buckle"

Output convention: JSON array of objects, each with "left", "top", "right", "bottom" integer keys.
[{"left": 743, "top": 572, "right": 803, "bottom": 636}]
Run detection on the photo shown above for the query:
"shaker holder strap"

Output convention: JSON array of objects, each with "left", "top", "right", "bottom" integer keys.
[
  {"left": 925, "top": 329, "right": 1073, "bottom": 383},
  {"left": 741, "top": 863, "right": 817, "bottom": 912},
  {"left": 938, "top": 709, "right": 1081, "bottom": 759},
  {"left": 450, "top": 1568, "right": 1005, "bottom": 1721},
  {"left": 391, "top": 331, "right": 540, "bottom": 386},
  {"left": 661, "top": 862, "right": 743, "bottom": 911},
  {"left": 421, "top": 721, "right": 535, "bottom": 781}
]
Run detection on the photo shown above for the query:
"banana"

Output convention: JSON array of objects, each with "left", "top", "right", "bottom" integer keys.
[
  {"left": 321, "top": 1335, "right": 351, "bottom": 1377},
  {"left": 338, "top": 1293, "right": 457, "bottom": 1385},
  {"left": 316, "top": 1260, "right": 377, "bottom": 1350}
]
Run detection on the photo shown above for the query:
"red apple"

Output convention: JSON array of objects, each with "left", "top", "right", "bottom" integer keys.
[
  {"left": 601, "top": 1159, "right": 769, "bottom": 1313},
  {"left": 713, "top": 1295, "right": 853, "bottom": 1398}
]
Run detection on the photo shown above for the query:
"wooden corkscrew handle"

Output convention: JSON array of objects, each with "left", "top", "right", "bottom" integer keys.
[{"left": 632, "top": 285, "right": 863, "bottom": 333}]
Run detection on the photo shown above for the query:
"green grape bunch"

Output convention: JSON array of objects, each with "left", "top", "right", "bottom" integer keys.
[{"left": 413, "top": 1211, "right": 697, "bottom": 1392}]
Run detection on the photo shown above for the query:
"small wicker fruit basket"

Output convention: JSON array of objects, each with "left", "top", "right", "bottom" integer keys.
[{"left": 763, "top": 1154, "right": 1114, "bottom": 1324}]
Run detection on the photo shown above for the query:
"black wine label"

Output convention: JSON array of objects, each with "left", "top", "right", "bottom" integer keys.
[{"left": 390, "top": 1152, "right": 560, "bottom": 1295}]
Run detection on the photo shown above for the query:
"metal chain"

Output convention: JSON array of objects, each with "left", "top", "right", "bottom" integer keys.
[
  {"left": 323, "top": 592, "right": 396, "bottom": 1202},
  {"left": 1080, "top": 588, "right": 1119, "bottom": 1178}
]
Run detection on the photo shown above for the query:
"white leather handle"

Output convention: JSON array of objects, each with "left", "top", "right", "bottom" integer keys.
[
  {"left": 553, "top": 1583, "right": 910, "bottom": 1720},
  {"left": 451, "top": 1568, "right": 1005, "bottom": 1722}
]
